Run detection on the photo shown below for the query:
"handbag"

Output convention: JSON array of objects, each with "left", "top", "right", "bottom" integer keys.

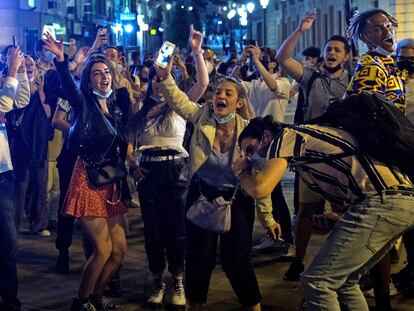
[
  {"left": 83, "top": 156, "right": 127, "bottom": 187},
  {"left": 186, "top": 183, "right": 239, "bottom": 233}
]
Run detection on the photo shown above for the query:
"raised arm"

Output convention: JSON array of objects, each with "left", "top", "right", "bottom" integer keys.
[
  {"left": 249, "top": 45, "right": 278, "bottom": 91},
  {"left": 231, "top": 47, "right": 249, "bottom": 79},
  {"left": 276, "top": 9, "right": 316, "bottom": 82},
  {"left": 42, "top": 32, "right": 83, "bottom": 110},
  {"left": 186, "top": 24, "right": 209, "bottom": 102},
  {"left": 154, "top": 60, "right": 203, "bottom": 123},
  {"left": 0, "top": 47, "right": 26, "bottom": 112}
]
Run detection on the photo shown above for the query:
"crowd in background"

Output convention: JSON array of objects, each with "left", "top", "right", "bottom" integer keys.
[{"left": 1, "top": 6, "right": 414, "bottom": 311}]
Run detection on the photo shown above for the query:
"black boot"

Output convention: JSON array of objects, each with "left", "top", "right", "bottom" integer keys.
[
  {"left": 71, "top": 297, "right": 96, "bottom": 311},
  {"left": 89, "top": 295, "right": 119, "bottom": 310},
  {"left": 56, "top": 249, "right": 70, "bottom": 274}
]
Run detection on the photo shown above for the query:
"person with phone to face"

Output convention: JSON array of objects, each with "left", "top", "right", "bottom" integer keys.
[{"left": 0, "top": 46, "right": 29, "bottom": 311}]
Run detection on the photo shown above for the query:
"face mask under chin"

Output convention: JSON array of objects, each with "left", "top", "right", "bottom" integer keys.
[{"left": 323, "top": 63, "right": 343, "bottom": 74}]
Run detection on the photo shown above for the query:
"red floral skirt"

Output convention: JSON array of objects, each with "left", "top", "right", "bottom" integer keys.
[{"left": 63, "top": 158, "right": 128, "bottom": 218}]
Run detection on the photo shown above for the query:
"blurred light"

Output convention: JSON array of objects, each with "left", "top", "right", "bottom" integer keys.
[
  {"left": 227, "top": 9, "right": 236, "bottom": 20},
  {"left": 158, "top": 27, "right": 164, "bottom": 32},
  {"left": 218, "top": 20, "right": 223, "bottom": 25},
  {"left": 188, "top": 6, "right": 193, "bottom": 11},
  {"left": 125, "top": 24, "right": 134, "bottom": 33},
  {"left": 137, "top": 14, "right": 145, "bottom": 25},
  {"left": 237, "top": 5, "right": 246, "bottom": 18},
  {"left": 28, "top": 0, "right": 35, "bottom": 7},
  {"left": 246, "top": 2, "right": 255, "bottom": 14},
  {"left": 166, "top": 3, "right": 172, "bottom": 11},
  {"left": 240, "top": 17, "right": 248, "bottom": 26},
  {"left": 110, "top": 24, "right": 123, "bottom": 33},
  {"left": 260, "top": 0, "right": 269, "bottom": 9},
  {"left": 150, "top": 29, "right": 157, "bottom": 35},
  {"left": 223, "top": 6, "right": 227, "bottom": 11},
  {"left": 232, "top": 3, "right": 236, "bottom": 8},
  {"left": 181, "top": 5, "right": 184, "bottom": 9}
]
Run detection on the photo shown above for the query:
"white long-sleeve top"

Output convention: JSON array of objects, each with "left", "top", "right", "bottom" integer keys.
[{"left": 0, "top": 73, "right": 30, "bottom": 173}]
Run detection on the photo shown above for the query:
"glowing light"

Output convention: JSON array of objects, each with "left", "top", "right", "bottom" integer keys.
[{"left": 125, "top": 24, "right": 134, "bottom": 33}]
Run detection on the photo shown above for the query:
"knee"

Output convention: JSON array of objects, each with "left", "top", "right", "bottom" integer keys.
[
  {"left": 94, "top": 241, "right": 113, "bottom": 263},
  {"left": 110, "top": 240, "right": 127, "bottom": 264}
]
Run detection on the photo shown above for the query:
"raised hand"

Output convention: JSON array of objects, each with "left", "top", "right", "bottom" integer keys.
[
  {"left": 7, "top": 47, "right": 25, "bottom": 77},
  {"left": 297, "top": 9, "right": 317, "bottom": 32},
  {"left": 153, "top": 57, "right": 173, "bottom": 81},
  {"left": 188, "top": 24, "right": 203, "bottom": 53},
  {"left": 42, "top": 32, "right": 64, "bottom": 61},
  {"left": 247, "top": 45, "right": 261, "bottom": 62}
]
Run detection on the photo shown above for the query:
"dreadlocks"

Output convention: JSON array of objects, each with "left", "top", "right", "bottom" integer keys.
[{"left": 346, "top": 9, "right": 398, "bottom": 49}]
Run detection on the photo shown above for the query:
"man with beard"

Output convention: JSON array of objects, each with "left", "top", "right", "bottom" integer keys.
[{"left": 276, "top": 9, "right": 351, "bottom": 282}]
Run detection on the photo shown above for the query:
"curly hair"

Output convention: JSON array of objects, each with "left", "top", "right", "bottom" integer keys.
[{"left": 346, "top": 9, "right": 398, "bottom": 49}]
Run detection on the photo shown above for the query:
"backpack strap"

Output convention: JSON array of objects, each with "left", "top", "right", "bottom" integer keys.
[
  {"left": 303, "top": 71, "right": 321, "bottom": 114},
  {"left": 292, "top": 126, "right": 387, "bottom": 193}
]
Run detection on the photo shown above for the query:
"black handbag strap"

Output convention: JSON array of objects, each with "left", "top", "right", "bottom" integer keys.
[{"left": 197, "top": 177, "right": 239, "bottom": 205}]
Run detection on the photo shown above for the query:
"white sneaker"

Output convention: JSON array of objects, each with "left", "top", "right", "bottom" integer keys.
[
  {"left": 252, "top": 236, "right": 284, "bottom": 252},
  {"left": 38, "top": 229, "right": 51, "bottom": 237},
  {"left": 364, "top": 281, "right": 399, "bottom": 297},
  {"left": 165, "top": 277, "right": 186, "bottom": 307},
  {"left": 147, "top": 280, "right": 165, "bottom": 305}
]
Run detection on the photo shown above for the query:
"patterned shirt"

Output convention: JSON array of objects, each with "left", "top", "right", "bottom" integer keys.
[
  {"left": 268, "top": 124, "right": 413, "bottom": 205},
  {"left": 346, "top": 52, "right": 407, "bottom": 112}
]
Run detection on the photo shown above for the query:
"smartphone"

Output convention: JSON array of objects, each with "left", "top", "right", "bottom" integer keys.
[
  {"left": 155, "top": 41, "right": 176, "bottom": 69},
  {"left": 244, "top": 39, "right": 257, "bottom": 46},
  {"left": 12, "top": 36, "right": 17, "bottom": 48},
  {"left": 42, "top": 24, "right": 56, "bottom": 40}
]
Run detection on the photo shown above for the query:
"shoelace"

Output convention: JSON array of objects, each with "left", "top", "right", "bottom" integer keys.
[
  {"left": 151, "top": 283, "right": 165, "bottom": 296},
  {"left": 80, "top": 302, "right": 96, "bottom": 311},
  {"left": 172, "top": 280, "right": 184, "bottom": 295}
]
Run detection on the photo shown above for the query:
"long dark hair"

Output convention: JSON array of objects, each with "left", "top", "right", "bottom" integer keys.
[
  {"left": 79, "top": 53, "right": 118, "bottom": 103},
  {"left": 238, "top": 115, "right": 287, "bottom": 146},
  {"left": 128, "top": 66, "right": 172, "bottom": 135}
]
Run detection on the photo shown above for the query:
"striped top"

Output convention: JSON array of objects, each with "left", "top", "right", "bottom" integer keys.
[{"left": 268, "top": 124, "right": 413, "bottom": 205}]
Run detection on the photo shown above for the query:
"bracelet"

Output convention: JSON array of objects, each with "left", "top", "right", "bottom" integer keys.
[{"left": 191, "top": 49, "right": 203, "bottom": 57}]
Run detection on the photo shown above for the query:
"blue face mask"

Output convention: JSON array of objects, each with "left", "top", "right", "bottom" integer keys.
[
  {"left": 213, "top": 112, "right": 236, "bottom": 124},
  {"left": 93, "top": 88, "right": 113, "bottom": 99},
  {"left": 250, "top": 152, "right": 267, "bottom": 171}
]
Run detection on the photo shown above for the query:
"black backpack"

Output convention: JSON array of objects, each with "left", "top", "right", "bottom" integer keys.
[{"left": 306, "top": 91, "right": 414, "bottom": 177}]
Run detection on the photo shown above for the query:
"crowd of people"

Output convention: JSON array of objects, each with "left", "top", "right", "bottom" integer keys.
[{"left": 1, "top": 6, "right": 414, "bottom": 311}]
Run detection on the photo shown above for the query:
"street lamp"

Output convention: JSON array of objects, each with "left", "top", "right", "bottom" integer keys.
[
  {"left": 260, "top": 0, "right": 269, "bottom": 46},
  {"left": 246, "top": 2, "right": 255, "bottom": 41},
  {"left": 227, "top": 9, "right": 236, "bottom": 49},
  {"left": 237, "top": 5, "right": 247, "bottom": 52},
  {"left": 165, "top": 3, "right": 171, "bottom": 11}
]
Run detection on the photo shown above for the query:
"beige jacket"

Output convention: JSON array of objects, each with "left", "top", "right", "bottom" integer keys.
[{"left": 158, "top": 75, "right": 276, "bottom": 228}]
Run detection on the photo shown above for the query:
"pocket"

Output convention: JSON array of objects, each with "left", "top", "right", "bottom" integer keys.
[{"left": 366, "top": 214, "right": 410, "bottom": 254}]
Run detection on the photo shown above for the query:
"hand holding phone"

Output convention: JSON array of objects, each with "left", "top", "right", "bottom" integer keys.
[{"left": 155, "top": 41, "right": 176, "bottom": 69}]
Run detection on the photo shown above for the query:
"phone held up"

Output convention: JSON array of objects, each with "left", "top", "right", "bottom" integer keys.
[
  {"left": 242, "top": 39, "right": 257, "bottom": 46},
  {"left": 12, "top": 36, "right": 17, "bottom": 48},
  {"left": 155, "top": 41, "right": 176, "bottom": 69}
]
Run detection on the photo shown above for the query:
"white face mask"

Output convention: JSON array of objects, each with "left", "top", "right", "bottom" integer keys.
[
  {"left": 249, "top": 152, "right": 267, "bottom": 171},
  {"left": 43, "top": 51, "right": 55, "bottom": 63},
  {"left": 93, "top": 88, "right": 113, "bottom": 99},
  {"left": 212, "top": 112, "right": 236, "bottom": 124},
  {"left": 206, "top": 60, "right": 214, "bottom": 75}
]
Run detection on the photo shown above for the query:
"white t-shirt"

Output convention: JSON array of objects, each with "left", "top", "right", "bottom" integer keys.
[{"left": 241, "top": 74, "right": 291, "bottom": 122}]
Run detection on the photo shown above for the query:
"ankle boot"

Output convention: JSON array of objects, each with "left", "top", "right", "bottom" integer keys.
[
  {"left": 89, "top": 295, "right": 119, "bottom": 310},
  {"left": 71, "top": 297, "right": 96, "bottom": 311}
]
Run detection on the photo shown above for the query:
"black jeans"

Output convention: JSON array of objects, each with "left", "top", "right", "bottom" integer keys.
[
  {"left": 272, "top": 183, "right": 293, "bottom": 245},
  {"left": 55, "top": 149, "right": 77, "bottom": 252},
  {"left": 0, "top": 171, "right": 19, "bottom": 307},
  {"left": 185, "top": 179, "right": 262, "bottom": 307},
  {"left": 138, "top": 158, "right": 188, "bottom": 275}
]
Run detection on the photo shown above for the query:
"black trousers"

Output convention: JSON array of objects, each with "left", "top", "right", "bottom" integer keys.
[
  {"left": 271, "top": 183, "right": 293, "bottom": 245},
  {"left": 185, "top": 179, "right": 262, "bottom": 307},
  {"left": 138, "top": 158, "right": 188, "bottom": 275}
]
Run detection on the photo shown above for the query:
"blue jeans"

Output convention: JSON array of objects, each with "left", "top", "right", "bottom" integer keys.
[
  {"left": 300, "top": 191, "right": 414, "bottom": 311},
  {"left": 0, "top": 170, "right": 19, "bottom": 307}
]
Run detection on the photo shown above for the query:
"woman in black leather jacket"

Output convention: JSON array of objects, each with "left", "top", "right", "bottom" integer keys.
[{"left": 43, "top": 33, "right": 130, "bottom": 311}]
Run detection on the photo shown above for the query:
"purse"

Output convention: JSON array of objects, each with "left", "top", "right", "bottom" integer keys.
[
  {"left": 186, "top": 183, "right": 239, "bottom": 233},
  {"left": 83, "top": 156, "right": 127, "bottom": 187}
]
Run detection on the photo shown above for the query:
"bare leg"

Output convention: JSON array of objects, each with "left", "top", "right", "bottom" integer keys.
[
  {"left": 246, "top": 303, "right": 261, "bottom": 311},
  {"left": 77, "top": 217, "right": 112, "bottom": 298},
  {"left": 93, "top": 214, "right": 127, "bottom": 295}
]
